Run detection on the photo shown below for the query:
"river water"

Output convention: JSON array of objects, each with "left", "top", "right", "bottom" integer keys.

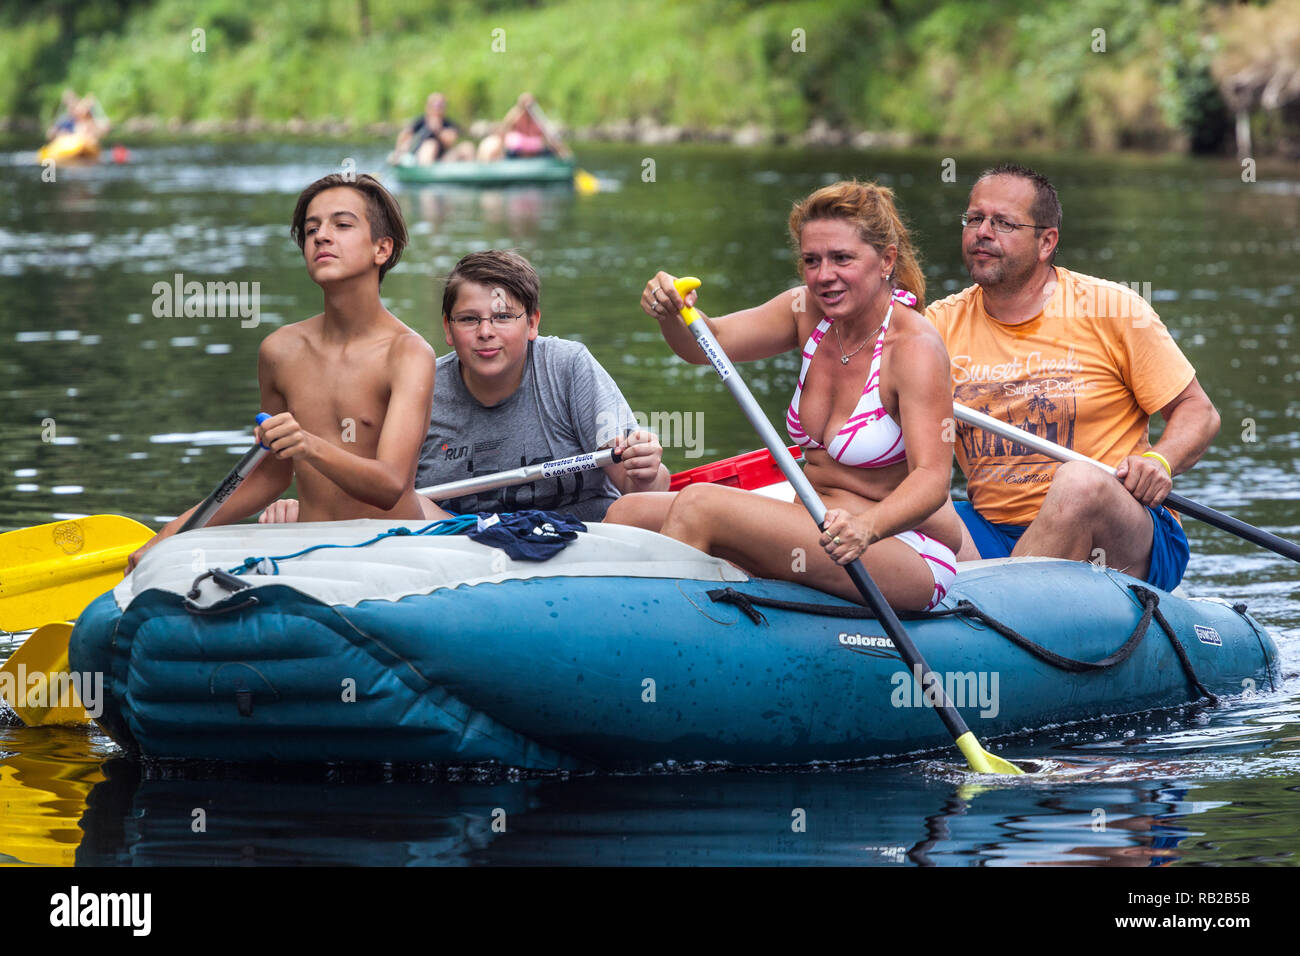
[{"left": 1, "top": 139, "right": 1297, "bottom": 870}]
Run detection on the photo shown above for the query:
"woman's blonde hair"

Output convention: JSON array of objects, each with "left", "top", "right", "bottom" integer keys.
[{"left": 788, "top": 180, "right": 925, "bottom": 306}]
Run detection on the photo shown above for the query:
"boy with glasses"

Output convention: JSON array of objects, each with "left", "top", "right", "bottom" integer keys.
[{"left": 424, "top": 250, "right": 668, "bottom": 518}]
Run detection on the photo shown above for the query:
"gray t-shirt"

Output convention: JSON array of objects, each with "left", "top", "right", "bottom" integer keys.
[{"left": 416, "top": 336, "right": 638, "bottom": 520}]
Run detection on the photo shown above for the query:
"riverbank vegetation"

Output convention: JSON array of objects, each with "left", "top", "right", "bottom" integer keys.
[{"left": 3, "top": 0, "right": 1298, "bottom": 155}]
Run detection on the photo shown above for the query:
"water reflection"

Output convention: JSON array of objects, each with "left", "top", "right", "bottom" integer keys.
[
  {"left": 407, "top": 184, "right": 574, "bottom": 243},
  {"left": 2, "top": 657, "right": 1295, "bottom": 867},
  {"left": 66, "top": 722, "right": 1300, "bottom": 867},
  {"left": 0, "top": 725, "right": 108, "bottom": 866}
]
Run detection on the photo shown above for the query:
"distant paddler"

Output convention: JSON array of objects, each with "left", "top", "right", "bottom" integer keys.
[
  {"left": 476, "top": 93, "right": 570, "bottom": 162},
  {"left": 38, "top": 91, "right": 110, "bottom": 164},
  {"left": 389, "top": 92, "right": 476, "bottom": 166}
]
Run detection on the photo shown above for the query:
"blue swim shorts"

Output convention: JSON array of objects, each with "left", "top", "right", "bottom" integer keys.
[{"left": 953, "top": 499, "right": 1190, "bottom": 592}]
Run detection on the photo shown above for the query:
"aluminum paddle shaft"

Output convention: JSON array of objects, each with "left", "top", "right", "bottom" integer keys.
[{"left": 416, "top": 448, "right": 619, "bottom": 501}]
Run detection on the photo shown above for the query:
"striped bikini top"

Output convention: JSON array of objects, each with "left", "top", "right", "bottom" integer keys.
[{"left": 785, "top": 290, "right": 914, "bottom": 469}]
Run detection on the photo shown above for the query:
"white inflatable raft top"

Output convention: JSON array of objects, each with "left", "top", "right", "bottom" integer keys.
[{"left": 117, "top": 520, "right": 750, "bottom": 611}]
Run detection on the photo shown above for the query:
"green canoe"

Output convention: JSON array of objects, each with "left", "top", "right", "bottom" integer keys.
[{"left": 390, "top": 154, "right": 576, "bottom": 186}]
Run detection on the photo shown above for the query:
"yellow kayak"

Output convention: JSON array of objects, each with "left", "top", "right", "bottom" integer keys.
[{"left": 37, "top": 132, "right": 100, "bottom": 164}]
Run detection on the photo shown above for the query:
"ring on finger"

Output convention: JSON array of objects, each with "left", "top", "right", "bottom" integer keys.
[{"left": 832, "top": 535, "right": 841, "bottom": 545}]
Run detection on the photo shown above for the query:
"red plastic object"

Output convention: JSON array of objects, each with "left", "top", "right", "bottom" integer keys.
[{"left": 669, "top": 446, "right": 801, "bottom": 492}]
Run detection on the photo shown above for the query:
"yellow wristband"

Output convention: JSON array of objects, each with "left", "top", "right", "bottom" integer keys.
[{"left": 1142, "top": 450, "right": 1172, "bottom": 476}]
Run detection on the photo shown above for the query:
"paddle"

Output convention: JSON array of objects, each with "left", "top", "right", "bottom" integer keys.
[
  {"left": 0, "top": 514, "right": 145, "bottom": 724},
  {"left": 418, "top": 448, "right": 619, "bottom": 500},
  {"left": 265, "top": 447, "right": 624, "bottom": 519},
  {"left": 0, "top": 622, "right": 84, "bottom": 726},
  {"left": 522, "top": 99, "right": 573, "bottom": 160},
  {"left": 176, "top": 412, "right": 273, "bottom": 533},
  {"left": 523, "top": 99, "right": 599, "bottom": 195},
  {"left": 0, "top": 414, "right": 272, "bottom": 727},
  {"left": 952, "top": 403, "right": 1300, "bottom": 563},
  {"left": 0, "top": 514, "right": 153, "bottom": 633},
  {"left": 669, "top": 276, "right": 1022, "bottom": 775}
]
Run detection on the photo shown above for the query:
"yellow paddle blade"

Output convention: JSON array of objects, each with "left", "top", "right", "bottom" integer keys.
[
  {"left": 956, "top": 732, "right": 1024, "bottom": 775},
  {"left": 0, "top": 515, "right": 152, "bottom": 632},
  {"left": 0, "top": 622, "right": 92, "bottom": 727},
  {"left": 574, "top": 168, "right": 600, "bottom": 194}
]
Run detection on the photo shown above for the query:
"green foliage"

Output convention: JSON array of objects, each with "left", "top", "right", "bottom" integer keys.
[
  {"left": 0, "top": 0, "right": 1263, "bottom": 154},
  {"left": 1155, "top": 1, "right": 1231, "bottom": 153},
  {"left": 0, "top": 14, "right": 63, "bottom": 119}
]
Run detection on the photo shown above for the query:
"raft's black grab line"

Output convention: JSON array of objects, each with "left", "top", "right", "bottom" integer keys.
[
  {"left": 707, "top": 587, "right": 933, "bottom": 625},
  {"left": 182, "top": 594, "right": 260, "bottom": 616},
  {"left": 186, "top": 567, "right": 253, "bottom": 600},
  {"left": 707, "top": 584, "right": 1219, "bottom": 704},
  {"left": 1131, "top": 586, "right": 1219, "bottom": 705}
]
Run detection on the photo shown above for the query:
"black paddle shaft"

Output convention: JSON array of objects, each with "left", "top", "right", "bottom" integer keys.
[
  {"left": 177, "top": 414, "right": 272, "bottom": 534},
  {"left": 1167, "top": 491, "right": 1300, "bottom": 563},
  {"left": 842, "top": 560, "right": 970, "bottom": 741},
  {"left": 954, "top": 403, "right": 1300, "bottom": 565}
]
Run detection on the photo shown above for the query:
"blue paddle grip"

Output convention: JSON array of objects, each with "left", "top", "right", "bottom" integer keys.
[{"left": 255, "top": 412, "right": 271, "bottom": 449}]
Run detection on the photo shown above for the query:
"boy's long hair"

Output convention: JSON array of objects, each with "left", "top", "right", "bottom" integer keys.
[
  {"left": 290, "top": 173, "right": 408, "bottom": 284},
  {"left": 441, "top": 250, "right": 541, "bottom": 318}
]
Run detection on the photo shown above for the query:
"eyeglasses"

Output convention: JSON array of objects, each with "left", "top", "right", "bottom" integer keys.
[
  {"left": 449, "top": 310, "right": 526, "bottom": 329},
  {"left": 961, "top": 213, "right": 1043, "bottom": 234}
]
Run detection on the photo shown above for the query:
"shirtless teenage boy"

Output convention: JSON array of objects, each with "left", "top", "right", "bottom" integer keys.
[{"left": 127, "top": 173, "right": 441, "bottom": 571}]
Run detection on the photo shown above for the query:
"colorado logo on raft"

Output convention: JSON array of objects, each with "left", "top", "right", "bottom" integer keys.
[{"left": 838, "top": 632, "right": 895, "bottom": 649}]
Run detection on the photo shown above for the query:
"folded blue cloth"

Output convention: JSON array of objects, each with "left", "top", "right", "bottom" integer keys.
[{"left": 468, "top": 510, "right": 587, "bottom": 561}]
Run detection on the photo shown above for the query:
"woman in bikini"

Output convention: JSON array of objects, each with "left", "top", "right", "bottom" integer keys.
[{"left": 605, "top": 180, "right": 965, "bottom": 611}]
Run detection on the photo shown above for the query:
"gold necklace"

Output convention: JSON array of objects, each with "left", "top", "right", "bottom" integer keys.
[{"left": 832, "top": 300, "right": 893, "bottom": 365}]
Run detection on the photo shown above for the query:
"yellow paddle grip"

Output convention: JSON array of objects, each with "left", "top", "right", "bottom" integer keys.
[{"left": 673, "top": 276, "right": 702, "bottom": 325}]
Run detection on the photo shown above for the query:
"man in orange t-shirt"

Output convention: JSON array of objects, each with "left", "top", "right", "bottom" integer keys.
[{"left": 926, "top": 164, "right": 1221, "bottom": 590}]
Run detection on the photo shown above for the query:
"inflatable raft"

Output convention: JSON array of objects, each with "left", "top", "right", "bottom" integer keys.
[
  {"left": 69, "top": 518, "right": 1280, "bottom": 770},
  {"left": 390, "top": 154, "right": 575, "bottom": 186}
]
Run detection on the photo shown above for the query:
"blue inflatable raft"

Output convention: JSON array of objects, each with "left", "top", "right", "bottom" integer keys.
[{"left": 70, "top": 520, "right": 1280, "bottom": 770}]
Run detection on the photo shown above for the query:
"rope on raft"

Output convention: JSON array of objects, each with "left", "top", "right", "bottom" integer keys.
[
  {"left": 225, "top": 515, "right": 480, "bottom": 576},
  {"left": 707, "top": 584, "right": 1220, "bottom": 705}
]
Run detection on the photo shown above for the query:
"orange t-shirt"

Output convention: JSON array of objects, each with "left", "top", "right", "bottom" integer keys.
[{"left": 926, "top": 267, "right": 1195, "bottom": 525}]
